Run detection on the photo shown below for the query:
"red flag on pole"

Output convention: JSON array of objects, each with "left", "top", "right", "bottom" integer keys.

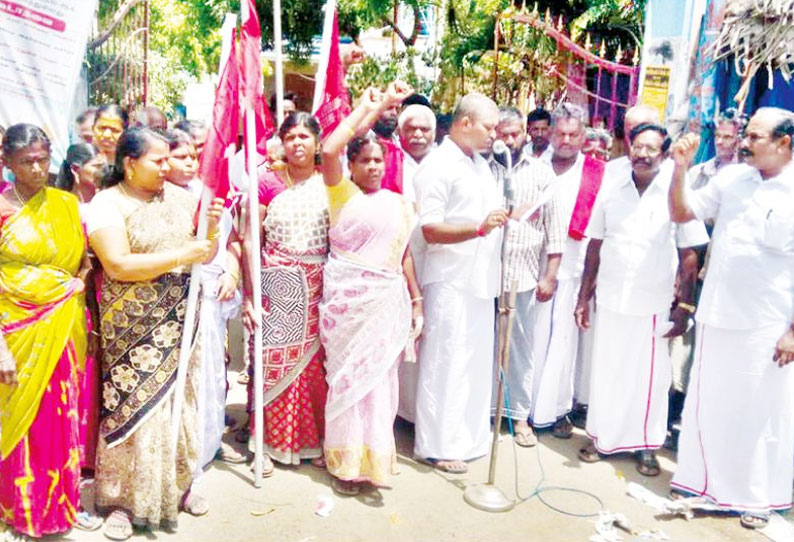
[
  {"left": 240, "top": 0, "right": 276, "bottom": 161},
  {"left": 313, "top": 10, "right": 351, "bottom": 139},
  {"left": 197, "top": 32, "right": 239, "bottom": 200}
]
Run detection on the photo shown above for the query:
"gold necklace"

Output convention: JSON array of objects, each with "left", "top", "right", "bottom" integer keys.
[{"left": 12, "top": 183, "right": 32, "bottom": 205}]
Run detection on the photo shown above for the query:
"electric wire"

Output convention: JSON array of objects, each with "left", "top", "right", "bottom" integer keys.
[{"left": 500, "top": 368, "right": 605, "bottom": 518}]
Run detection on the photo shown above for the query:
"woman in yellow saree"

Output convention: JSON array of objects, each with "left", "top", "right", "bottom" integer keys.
[{"left": 0, "top": 124, "right": 89, "bottom": 539}]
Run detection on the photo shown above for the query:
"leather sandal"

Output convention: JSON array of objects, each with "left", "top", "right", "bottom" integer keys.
[
  {"left": 578, "top": 443, "right": 603, "bottom": 463},
  {"left": 635, "top": 450, "right": 661, "bottom": 477},
  {"left": 103, "top": 510, "right": 133, "bottom": 541},
  {"left": 740, "top": 513, "right": 769, "bottom": 530}
]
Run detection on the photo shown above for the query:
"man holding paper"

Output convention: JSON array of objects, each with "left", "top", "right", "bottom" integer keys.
[{"left": 488, "top": 107, "right": 565, "bottom": 447}]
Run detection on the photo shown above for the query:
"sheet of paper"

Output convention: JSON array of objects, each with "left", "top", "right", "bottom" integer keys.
[{"left": 511, "top": 189, "right": 554, "bottom": 223}]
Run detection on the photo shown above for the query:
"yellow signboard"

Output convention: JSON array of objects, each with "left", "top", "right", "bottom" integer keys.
[{"left": 640, "top": 65, "right": 671, "bottom": 123}]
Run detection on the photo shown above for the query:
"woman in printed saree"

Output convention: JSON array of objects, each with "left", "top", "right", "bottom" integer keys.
[
  {"left": 320, "top": 83, "right": 423, "bottom": 496},
  {"left": 241, "top": 112, "right": 330, "bottom": 475},
  {"left": 0, "top": 124, "right": 90, "bottom": 539},
  {"left": 87, "top": 127, "right": 223, "bottom": 541}
]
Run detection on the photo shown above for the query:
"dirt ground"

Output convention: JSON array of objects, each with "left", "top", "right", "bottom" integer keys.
[{"left": 60, "top": 359, "right": 766, "bottom": 542}]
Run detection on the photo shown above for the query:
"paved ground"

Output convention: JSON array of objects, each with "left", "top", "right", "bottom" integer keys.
[{"left": 60, "top": 363, "right": 766, "bottom": 542}]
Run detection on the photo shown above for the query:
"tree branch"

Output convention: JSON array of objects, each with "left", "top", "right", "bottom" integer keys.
[
  {"left": 88, "top": 0, "right": 146, "bottom": 51},
  {"left": 381, "top": 4, "right": 422, "bottom": 47}
]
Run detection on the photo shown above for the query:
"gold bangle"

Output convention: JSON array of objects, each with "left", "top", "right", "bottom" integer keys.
[
  {"left": 340, "top": 121, "right": 356, "bottom": 138},
  {"left": 677, "top": 302, "right": 696, "bottom": 314},
  {"left": 207, "top": 230, "right": 220, "bottom": 241},
  {"left": 411, "top": 296, "right": 423, "bottom": 303}
]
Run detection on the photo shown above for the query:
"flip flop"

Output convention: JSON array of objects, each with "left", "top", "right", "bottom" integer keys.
[
  {"left": 331, "top": 478, "right": 360, "bottom": 496},
  {"left": 414, "top": 456, "right": 468, "bottom": 474},
  {"left": 514, "top": 429, "right": 537, "bottom": 447},
  {"left": 216, "top": 444, "right": 248, "bottom": 464},
  {"left": 740, "top": 513, "right": 770, "bottom": 530},
  {"left": 103, "top": 510, "right": 133, "bottom": 541},
  {"left": 249, "top": 454, "right": 275, "bottom": 478},
  {"left": 180, "top": 490, "right": 209, "bottom": 516},
  {"left": 74, "top": 510, "right": 103, "bottom": 531}
]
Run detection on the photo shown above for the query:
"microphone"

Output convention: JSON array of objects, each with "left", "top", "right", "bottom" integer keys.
[
  {"left": 492, "top": 140, "right": 513, "bottom": 209},
  {"left": 492, "top": 140, "right": 509, "bottom": 155}
]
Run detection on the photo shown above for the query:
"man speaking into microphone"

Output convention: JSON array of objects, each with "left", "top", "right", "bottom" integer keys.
[
  {"left": 487, "top": 107, "right": 566, "bottom": 448},
  {"left": 413, "top": 93, "right": 506, "bottom": 474}
]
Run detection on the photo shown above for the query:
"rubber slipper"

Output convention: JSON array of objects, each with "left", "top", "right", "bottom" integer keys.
[
  {"left": 180, "top": 491, "right": 209, "bottom": 516},
  {"left": 514, "top": 429, "right": 537, "bottom": 448},
  {"left": 249, "top": 454, "right": 275, "bottom": 478},
  {"left": 331, "top": 478, "right": 360, "bottom": 496},
  {"left": 216, "top": 444, "right": 248, "bottom": 464},
  {"left": 74, "top": 509, "right": 103, "bottom": 531},
  {"left": 414, "top": 456, "right": 468, "bottom": 474},
  {"left": 103, "top": 510, "right": 133, "bottom": 541},
  {"left": 740, "top": 513, "right": 770, "bottom": 530}
]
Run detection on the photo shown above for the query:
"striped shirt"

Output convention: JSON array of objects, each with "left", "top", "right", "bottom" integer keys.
[{"left": 490, "top": 146, "right": 566, "bottom": 293}]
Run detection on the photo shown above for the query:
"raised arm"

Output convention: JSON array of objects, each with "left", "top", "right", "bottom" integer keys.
[
  {"left": 321, "top": 82, "right": 413, "bottom": 187},
  {"left": 669, "top": 134, "right": 701, "bottom": 223}
]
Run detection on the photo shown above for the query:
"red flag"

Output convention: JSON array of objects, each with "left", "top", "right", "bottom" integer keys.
[
  {"left": 313, "top": 10, "right": 351, "bottom": 139},
  {"left": 197, "top": 33, "right": 239, "bottom": 200},
  {"left": 240, "top": 0, "right": 275, "bottom": 161}
]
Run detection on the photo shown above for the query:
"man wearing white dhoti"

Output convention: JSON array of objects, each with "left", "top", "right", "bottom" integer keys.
[
  {"left": 668, "top": 108, "right": 794, "bottom": 529},
  {"left": 574, "top": 124, "right": 707, "bottom": 476},
  {"left": 413, "top": 93, "right": 506, "bottom": 474},
  {"left": 530, "top": 103, "right": 600, "bottom": 438},
  {"left": 667, "top": 109, "right": 744, "bottom": 439},
  {"left": 396, "top": 104, "right": 436, "bottom": 423},
  {"left": 488, "top": 107, "right": 565, "bottom": 447}
]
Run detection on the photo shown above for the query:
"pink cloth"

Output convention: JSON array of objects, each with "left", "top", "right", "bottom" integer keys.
[
  {"left": 0, "top": 345, "right": 81, "bottom": 537},
  {"left": 320, "top": 188, "right": 413, "bottom": 485},
  {"left": 257, "top": 170, "right": 287, "bottom": 206},
  {"left": 568, "top": 155, "right": 606, "bottom": 240},
  {"left": 378, "top": 137, "right": 405, "bottom": 195},
  {"left": 78, "top": 311, "right": 99, "bottom": 470}
]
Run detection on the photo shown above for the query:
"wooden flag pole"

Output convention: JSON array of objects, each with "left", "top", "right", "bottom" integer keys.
[
  {"left": 273, "top": 0, "right": 285, "bottom": 126},
  {"left": 312, "top": 0, "right": 337, "bottom": 113}
]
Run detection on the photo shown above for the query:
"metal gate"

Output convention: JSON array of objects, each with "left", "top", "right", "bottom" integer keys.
[
  {"left": 87, "top": 0, "right": 149, "bottom": 107},
  {"left": 494, "top": 7, "right": 640, "bottom": 133}
]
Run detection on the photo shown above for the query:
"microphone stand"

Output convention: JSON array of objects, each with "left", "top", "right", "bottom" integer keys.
[{"left": 464, "top": 143, "right": 518, "bottom": 513}]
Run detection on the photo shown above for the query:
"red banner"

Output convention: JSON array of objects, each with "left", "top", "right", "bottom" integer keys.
[{"left": 313, "top": 10, "right": 351, "bottom": 139}]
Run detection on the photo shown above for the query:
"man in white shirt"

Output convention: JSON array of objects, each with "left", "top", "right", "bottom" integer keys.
[
  {"left": 575, "top": 123, "right": 708, "bottom": 476},
  {"left": 489, "top": 107, "right": 565, "bottom": 447},
  {"left": 566, "top": 104, "right": 664, "bottom": 430},
  {"left": 396, "top": 103, "right": 436, "bottom": 423},
  {"left": 668, "top": 108, "right": 794, "bottom": 528},
  {"left": 667, "top": 108, "right": 745, "bottom": 443},
  {"left": 413, "top": 93, "right": 507, "bottom": 474},
  {"left": 530, "top": 103, "right": 594, "bottom": 438}
]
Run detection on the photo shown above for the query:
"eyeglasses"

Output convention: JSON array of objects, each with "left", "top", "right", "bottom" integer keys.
[
  {"left": 630, "top": 144, "right": 663, "bottom": 156},
  {"left": 743, "top": 132, "right": 772, "bottom": 143}
]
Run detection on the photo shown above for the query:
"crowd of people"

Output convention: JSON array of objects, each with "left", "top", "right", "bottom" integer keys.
[{"left": 0, "top": 77, "right": 792, "bottom": 542}]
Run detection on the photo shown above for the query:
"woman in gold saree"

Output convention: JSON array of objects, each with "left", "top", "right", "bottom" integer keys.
[
  {"left": 87, "top": 127, "right": 223, "bottom": 540},
  {"left": 0, "top": 124, "right": 89, "bottom": 538}
]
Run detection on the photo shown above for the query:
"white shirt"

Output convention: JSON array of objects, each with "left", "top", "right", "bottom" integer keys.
[
  {"left": 689, "top": 161, "right": 794, "bottom": 329},
  {"left": 587, "top": 167, "right": 709, "bottom": 316},
  {"left": 541, "top": 153, "right": 587, "bottom": 280},
  {"left": 416, "top": 137, "right": 502, "bottom": 299}
]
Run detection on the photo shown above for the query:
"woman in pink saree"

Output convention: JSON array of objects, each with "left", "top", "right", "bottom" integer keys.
[{"left": 320, "top": 83, "right": 423, "bottom": 496}]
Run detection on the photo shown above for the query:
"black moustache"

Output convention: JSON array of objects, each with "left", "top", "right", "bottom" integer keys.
[{"left": 739, "top": 148, "right": 752, "bottom": 157}]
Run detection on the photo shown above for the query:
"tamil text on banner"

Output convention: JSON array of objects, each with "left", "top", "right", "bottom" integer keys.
[
  {"left": 0, "top": 0, "right": 96, "bottom": 166},
  {"left": 640, "top": 66, "right": 672, "bottom": 123}
]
